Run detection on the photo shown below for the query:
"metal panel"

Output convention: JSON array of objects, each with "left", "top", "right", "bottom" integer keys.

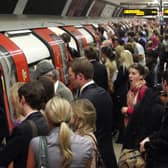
[
  {"left": 76, "top": 27, "right": 94, "bottom": 44},
  {"left": 6, "top": 30, "right": 50, "bottom": 64}
]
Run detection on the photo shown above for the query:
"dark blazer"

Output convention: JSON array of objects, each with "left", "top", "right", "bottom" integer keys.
[
  {"left": 123, "top": 88, "right": 164, "bottom": 149},
  {"left": 79, "top": 83, "right": 117, "bottom": 168},
  {"left": 145, "top": 104, "right": 168, "bottom": 167},
  {"left": 0, "top": 111, "right": 48, "bottom": 168},
  {"left": 91, "top": 60, "right": 108, "bottom": 91}
]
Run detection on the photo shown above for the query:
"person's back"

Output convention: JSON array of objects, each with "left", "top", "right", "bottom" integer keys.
[
  {"left": 30, "top": 129, "right": 92, "bottom": 168},
  {"left": 68, "top": 58, "right": 117, "bottom": 168},
  {"left": 27, "top": 97, "right": 93, "bottom": 168},
  {"left": 13, "top": 112, "right": 48, "bottom": 167},
  {"left": 71, "top": 99, "right": 97, "bottom": 168},
  {"left": 84, "top": 46, "right": 108, "bottom": 90},
  {"left": 79, "top": 82, "right": 117, "bottom": 168},
  {"left": 0, "top": 80, "right": 49, "bottom": 168},
  {"left": 92, "top": 60, "right": 108, "bottom": 90}
]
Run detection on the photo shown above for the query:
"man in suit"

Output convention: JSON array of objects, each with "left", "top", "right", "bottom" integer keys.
[
  {"left": 68, "top": 57, "right": 117, "bottom": 168},
  {"left": 35, "top": 59, "right": 73, "bottom": 102},
  {"left": 0, "top": 80, "right": 49, "bottom": 168},
  {"left": 84, "top": 46, "right": 108, "bottom": 91},
  {"left": 140, "top": 70, "right": 168, "bottom": 168}
]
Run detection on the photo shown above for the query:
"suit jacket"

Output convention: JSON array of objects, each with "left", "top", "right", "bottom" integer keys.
[
  {"left": 56, "top": 81, "right": 73, "bottom": 102},
  {"left": 91, "top": 60, "right": 108, "bottom": 91},
  {"left": 79, "top": 83, "right": 117, "bottom": 168},
  {"left": 0, "top": 111, "right": 48, "bottom": 168}
]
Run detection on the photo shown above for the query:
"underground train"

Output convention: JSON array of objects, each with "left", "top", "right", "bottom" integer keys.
[{"left": 0, "top": 15, "right": 139, "bottom": 138}]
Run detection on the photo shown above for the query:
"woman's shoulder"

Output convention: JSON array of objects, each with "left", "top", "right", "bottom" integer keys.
[
  {"left": 30, "top": 136, "right": 40, "bottom": 146},
  {"left": 71, "top": 132, "right": 93, "bottom": 146}
]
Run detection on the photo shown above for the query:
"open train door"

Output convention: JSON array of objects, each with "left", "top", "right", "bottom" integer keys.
[
  {"left": 83, "top": 24, "right": 99, "bottom": 44},
  {"left": 61, "top": 25, "right": 88, "bottom": 56},
  {"left": 0, "top": 62, "right": 13, "bottom": 140}
]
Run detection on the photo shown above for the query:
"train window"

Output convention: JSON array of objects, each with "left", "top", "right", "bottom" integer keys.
[
  {"left": 49, "top": 34, "right": 69, "bottom": 84},
  {"left": 5, "top": 30, "right": 31, "bottom": 37},
  {"left": 75, "top": 27, "right": 94, "bottom": 45},
  {"left": 5, "top": 30, "right": 51, "bottom": 80},
  {"left": 0, "top": 45, "right": 17, "bottom": 87},
  {"left": 0, "top": 50, "right": 15, "bottom": 130},
  {"left": 48, "top": 27, "right": 78, "bottom": 51},
  {"left": 0, "top": 71, "right": 10, "bottom": 138},
  {"left": 5, "top": 30, "right": 50, "bottom": 64}
]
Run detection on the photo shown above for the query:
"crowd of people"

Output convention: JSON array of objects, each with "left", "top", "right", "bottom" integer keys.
[{"left": 1, "top": 19, "right": 168, "bottom": 168}]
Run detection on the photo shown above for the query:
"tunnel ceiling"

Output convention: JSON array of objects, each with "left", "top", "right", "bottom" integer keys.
[{"left": 0, "top": 0, "right": 168, "bottom": 17}]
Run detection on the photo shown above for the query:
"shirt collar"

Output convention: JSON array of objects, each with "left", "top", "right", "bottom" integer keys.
[
  {"left": 54, "top": 80, "right": 59, "bottom": 93},
  {"left": 22, "top": 111, "right": 39, "bottom": 122},
  {"left": 80, "top": 80, "right": 94, "bottom": 95}
]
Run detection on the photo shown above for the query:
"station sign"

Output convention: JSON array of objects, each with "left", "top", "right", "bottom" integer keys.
[
  {"left": 123, "top": 9, "right": 158, "bottom": 16},
  {"left": 164, "top": 9, "right": 168, "bottom": 15}
]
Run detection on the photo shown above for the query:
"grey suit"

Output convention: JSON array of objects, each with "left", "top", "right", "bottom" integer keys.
[{"left": 55, "top": 81, "right": 73, "bottom": 102}]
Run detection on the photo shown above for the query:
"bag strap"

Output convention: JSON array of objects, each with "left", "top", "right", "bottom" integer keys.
[
  {"left": 27, "top": 120, "right": 38, "bottom": 137},
  {"left": 86, "top": 133, "right": 106, "bottom": 167},
  {"left": 38, "top": 136, "right": 49, "bottom": 168},
  {"left": 86, "top": 133, "right": 97, "bottom": 146}
]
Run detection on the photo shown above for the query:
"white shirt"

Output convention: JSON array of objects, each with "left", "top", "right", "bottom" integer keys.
[{"left": 80, "top": 80, "right": 94, "bottom": 96}]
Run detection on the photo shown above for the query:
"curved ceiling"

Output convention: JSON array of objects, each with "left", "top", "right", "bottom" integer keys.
[{"left": 0, "top": 0, "right": 167, "bottom": 17}]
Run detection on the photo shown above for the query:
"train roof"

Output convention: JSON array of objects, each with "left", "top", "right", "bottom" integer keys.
[{"left": 0, "top": 15, "right": 114, "bottom": 32}]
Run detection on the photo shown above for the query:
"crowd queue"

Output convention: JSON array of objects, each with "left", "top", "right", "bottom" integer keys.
[{"left": 1, "top": 19, "right": 168, "bottom": 168}]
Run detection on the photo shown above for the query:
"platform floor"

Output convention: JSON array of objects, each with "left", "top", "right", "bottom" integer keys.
[{"left": 113, "top": 142, "right": 123, "bottom": 162}]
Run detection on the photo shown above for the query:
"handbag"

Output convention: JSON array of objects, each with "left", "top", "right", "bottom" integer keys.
[
  {"left": 86, "top": 133, "right": 106, "bottom": 168},
  {"left": 118, "top": 148, "right": 145, "bottom": 168},
  {"left": 38, "top": 136, "right": 49, "bottom": 168}
]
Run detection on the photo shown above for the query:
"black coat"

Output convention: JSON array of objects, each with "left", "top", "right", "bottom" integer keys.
[
  {"left": 123, "top": 88, "right": 164, "bottom": 149},
  {"left": 0, "top": 112, "right": 48, "bottom": 168},
  {"left": 91, "top": 60, "right": 108, "bottom": 91},
  {"left": 79, "top": 83, "right": 117, "bottom": 168},
  {"left": 145, "top": 104, "right": 168, "bottom": 166}
]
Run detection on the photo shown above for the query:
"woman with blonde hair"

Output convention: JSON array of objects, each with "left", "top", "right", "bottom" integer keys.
[
  {"left": 10, "top": 82, "right": 25, "bottom": 126},
  {"left": 71, "top": 99, "right": 97, "bottom": 168},
  {"left": 27, "top": 97, "right": 93, "bottom": 168},
  {"left": 71, "top": 98, "right": 96, "bottom": 135}
]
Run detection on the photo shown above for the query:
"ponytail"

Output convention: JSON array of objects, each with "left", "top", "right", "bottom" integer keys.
[{"left": 59, "top": 122, "right": 73, "bottom": 168}]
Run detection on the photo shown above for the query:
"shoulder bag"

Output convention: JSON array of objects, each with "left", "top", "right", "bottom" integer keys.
[
  {"left": 86, "top": 133, "right": 106, "bottom": 168},
  {"left": 118, "top": 148, "right": 145, "bottom": 168},
  {"left": 38, "top": 136, "right": 49, "bottom": 168}
]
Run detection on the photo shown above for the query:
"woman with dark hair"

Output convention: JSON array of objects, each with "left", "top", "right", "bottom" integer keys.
[
  {"left": 101, "top": 46, "right": 118, "bottom": 93},
  {"left": 121, "top": 63, "right": 148, "bottom": 127}
]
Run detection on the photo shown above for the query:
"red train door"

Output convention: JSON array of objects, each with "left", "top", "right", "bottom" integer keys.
[
  {"left": 62, "top": 26, "right": 88, "bottom": 56},
  {"left": 33, "top": 28, "right": 68, "bottom": 84}
]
